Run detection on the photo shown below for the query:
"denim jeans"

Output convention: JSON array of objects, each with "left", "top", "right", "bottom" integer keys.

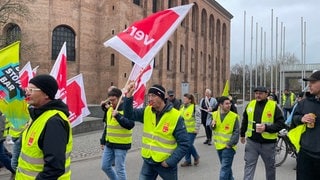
[
  {"left": 184, "top": 133, "right": 199, "bottom": 163},
  {"left": 139, "top": 160, "right": 177, "bottom": 180},
  {"left": 11, "top": 137, "right": 21, "bottom": 171},
  {"left": 282, "top": 108, "right": 292, "bottom": 120},
  {"left": 101, "top": 146, "right": 128, "bottom": 180},
  {"left": 217, "top": 148, "right": 235, "bottom": 180},
  {"left": 0, "top": 141, "right": 15, "bottom": 174}
]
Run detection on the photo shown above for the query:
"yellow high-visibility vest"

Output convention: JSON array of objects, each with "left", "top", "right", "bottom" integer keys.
[
  {"left": 16, "top": 110, "right": 72, "bottom": 180},
  {"left": 105, "top": 107, "right": 132, "bottom": 144},
  {"left": 245, "top": 100, "right": 278, "bottom": 140},
  {"left": 212, "top": 110, "right": 238, "bottom": 150},
  {"left": 141, "top": 106, "right": 180, "bottom": 162},
  {"left": 180, "top": 104, "right": 195, "bottom": 133}
]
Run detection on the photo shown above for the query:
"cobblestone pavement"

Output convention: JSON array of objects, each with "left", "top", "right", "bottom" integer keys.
[{"left": 71, "top": 123, "right": 144, "bottom": 161}]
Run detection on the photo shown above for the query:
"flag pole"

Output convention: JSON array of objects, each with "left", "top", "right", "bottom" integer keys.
[{"left": 114, "top": 60, "right": 153, "bottom": 111}]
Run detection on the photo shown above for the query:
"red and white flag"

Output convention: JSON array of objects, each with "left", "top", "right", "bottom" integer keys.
[
  {"left": 104, "top": 3, "right": 193, "bottom": 68},
  {"left": 50, "top": 42, "right": 67, "bottom": 101},
  {"left": 66, "top": 74, "right": 90, "bottom": 128},
  {"left": 19, "top": 61, "right": 34, "bottom": 89},
  {"left": 128, "top": 60, "right": 154, "bottom": 108}
]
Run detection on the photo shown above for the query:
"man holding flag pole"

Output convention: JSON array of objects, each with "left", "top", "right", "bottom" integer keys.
[
  {"left": 123, "top": 81, "right": 189, "bottom": 179},
  {"left": 103, "top": 3, "right": 193, "bottom": 179}
]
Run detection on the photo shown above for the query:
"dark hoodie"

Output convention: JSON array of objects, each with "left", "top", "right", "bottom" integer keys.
[{"left": 27, "top": 99, "right": 70, "bottom": 180}]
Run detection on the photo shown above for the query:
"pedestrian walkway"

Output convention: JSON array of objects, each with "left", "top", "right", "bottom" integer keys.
[{"left": 0, "top": 124, "right": 296, "bottom": 179}]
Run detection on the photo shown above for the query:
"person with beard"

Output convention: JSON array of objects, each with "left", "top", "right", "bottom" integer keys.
[
  {"left": 289, "top": 70, "right": 320, "bottom": 180},
  {"left": 240, "top": 86, "right": 285, "bottom": 180}
]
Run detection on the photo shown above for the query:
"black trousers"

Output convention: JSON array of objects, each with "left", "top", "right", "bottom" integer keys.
[{"left": 297, "top": 149, "right": 320, "bottom": 180}]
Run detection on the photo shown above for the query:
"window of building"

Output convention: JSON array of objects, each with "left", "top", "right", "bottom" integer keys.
[
  {"left": 52, "top": 25, "right": 76, "bottom": 61},
  {"left": 5, "top": 23, "right": 21, "bottom": 45},
  {"left": 111, "top": 54, "right": 115, "bottom": 66},
  {"left": 180, "top": 45, "right": 185, "bottom": 73},
  {"left": 191, "top": 5, "right": 198, "bottom": 33},
  {"left": 133, "top": 0, "right": 140, "bottom": 6},
  {"left": 201, "top": 10, "right": 207, "bottom": 37},
  {"left": 152, "top": 0, "right": 157, "bottom": 13},
  {"left": 167, "top": 41, "right": 172, "bottom": 70}
]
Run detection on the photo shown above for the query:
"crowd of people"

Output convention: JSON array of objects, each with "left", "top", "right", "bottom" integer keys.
[{"left": 0, "top": 71, "right": 319, "bottom": 180}]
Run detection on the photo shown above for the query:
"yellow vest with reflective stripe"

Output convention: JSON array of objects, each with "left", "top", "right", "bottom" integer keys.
[
  {"left": 246, "top": 100, "right": 278, "bottom": 140},
  {"left": 212, "top": 110, "right": 238, "bottom": 150},
  {"left": 16, "top": 110, "right": 72, "bottom": 180},
  {"left": 180, "top": 104, "right": 195, "bottom": 133},
  {"left": 105, "top": 107, "right": 132, "bottom": 144},
  {"left": 3, "top": 118, "right": 10, "bottom": 138},
  {"left": 141, "top": 106, "right": 180, "bottom": 162},
  {"left": 282, "top": 93, "right": 295, "bottom": 106}
]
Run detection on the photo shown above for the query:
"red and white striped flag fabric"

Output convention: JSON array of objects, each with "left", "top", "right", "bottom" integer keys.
[
  {"left": 19, "top": 61, "right": 34, "bottom": 89},
  {"left": 104, "top": 3, "right": 193, "bottom": 68},
  {"left": 50, "top": 42, "right": 67, "bottom": 101},
  {"left": 66, "top": 74, "right": 90, "bottom": 128},
  {"left": 128, "top": 60, "right": 154, "bottom": 108}
]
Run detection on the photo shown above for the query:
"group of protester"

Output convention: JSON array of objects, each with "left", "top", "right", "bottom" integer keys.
[
  {"left": 98, "top": 71, "right": 320, "bottom": 180},
  {"left": 0, "top": 71, "right": 319, "bottom": 180}
]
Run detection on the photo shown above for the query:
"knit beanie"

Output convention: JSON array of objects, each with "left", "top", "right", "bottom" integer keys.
[
  {"left": 29, "top": 74, "right": 58, "bottom": 100},
  {"left": 148, "top": 84, "right": 166, "bottom": 102}
]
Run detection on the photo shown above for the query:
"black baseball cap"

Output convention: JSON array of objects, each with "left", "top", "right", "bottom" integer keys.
[
  {"left": 303, "top": 71, "right": 320, "bottom": 81},
  {"left": 253, "top": 86, "right": 268, "bottom": 93}
]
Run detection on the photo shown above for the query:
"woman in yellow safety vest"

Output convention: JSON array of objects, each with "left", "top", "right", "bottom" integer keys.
[{"left": 179, "top": 93, "right": 201, "bottom": 167}]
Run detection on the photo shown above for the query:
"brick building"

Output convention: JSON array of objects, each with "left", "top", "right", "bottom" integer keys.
[{"left": 1, "top": 0, "right": 232, "bottom": 103}]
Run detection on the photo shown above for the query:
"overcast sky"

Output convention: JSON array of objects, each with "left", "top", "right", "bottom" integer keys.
[{"left": 217, "top": 0, "right": 320, "bottom": 65}]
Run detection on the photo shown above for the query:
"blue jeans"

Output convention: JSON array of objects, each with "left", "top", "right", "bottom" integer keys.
[
  {"left": 139, "top": 160, "right": 177, "bottom": 180},
  {"left": 184, "top": 133, "right": 199, "bottom": 163},
  {"left": 11, "top": 137, "right": 21, "bottom": 171},
  {"left": 217, "top": 148, "right": 235, "bottom": 180},
  {"left": 101, "top": 146, "right": 128, "bottom": 180},
  {"left": 282, "top": 108, "right": 292, "bottom": 120},
  {"left": 0, "top": 141, "right": 15, "bottom": 174}
]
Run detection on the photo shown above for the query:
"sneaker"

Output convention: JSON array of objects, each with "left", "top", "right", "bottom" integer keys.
[
  {"left": 180, "top": 161, "right": 192, "bottom": 167},
  {"left": 203, "top": 140, "right": 209, "bottom": 144},
  {"left": 208, "top": 141, "right": 212, "bottom": 146},
  {"left": 194, "top": 156, "right": 200, "bottom": 166}
]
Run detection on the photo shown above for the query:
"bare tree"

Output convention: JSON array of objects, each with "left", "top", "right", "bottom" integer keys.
[
  {"left": 230, "top": 53, "right": 299, "bottom": 99},
  {"left": 0, "top": 0, "right": 29, "bottom": 25}
]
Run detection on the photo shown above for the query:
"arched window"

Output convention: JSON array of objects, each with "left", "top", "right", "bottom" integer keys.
[
  {"left": 5, "top": 23, "right": 21, "bottom": 45},
  {"left": 133, "top": 0, "right": 140, "bottom": 6},
  {"left": 52, "top": 25, "right": 76, "bottom": 61}
]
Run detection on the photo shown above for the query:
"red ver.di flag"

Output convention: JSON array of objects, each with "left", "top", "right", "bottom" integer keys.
[
  {"left": 104, "top": 3, "right": 193, "bottom": 68},
  {"left": 128, "top": 60, "right": 154, "bottom": 108},
  {"left": 50, "top": 42, "right": 67, "bottom": 101},
  {"left": 19, "top": 61, "right": 34, "bottom": 89},
  {"left": 66, "top": 74, "right": 90, "bottom": 128}
]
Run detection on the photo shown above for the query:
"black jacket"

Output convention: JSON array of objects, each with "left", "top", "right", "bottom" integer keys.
[
  {"left": 28, "top": 99, "right": 70, "bottom": 180},
  {"left": 291, "top": 95, "right": 320, "bottom": 158},
  {"left": 240, "top": 99, "right": 285, "bottom": 143}
]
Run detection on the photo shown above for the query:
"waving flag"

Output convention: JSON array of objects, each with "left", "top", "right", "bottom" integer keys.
[
  {"left": 19, "top": 61, "right": 34, "bottom": 89},
  {"left": 221, "top": 80, "right": 230, "bottom": 96},
  {"left": 66, "top": 74, "right": 90, "bottom": 127},
  {"left": 104, "top": 3, "right": 193, "bottom": 68},
  {"left": 50, "top": 42, "right": 67, "bottom": 101},
  {"left": 128, "top": 60, "right": 154, "bottom": 108},
  {"left": 0, "top": 41, "right": 29, "bottom": 128}
]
